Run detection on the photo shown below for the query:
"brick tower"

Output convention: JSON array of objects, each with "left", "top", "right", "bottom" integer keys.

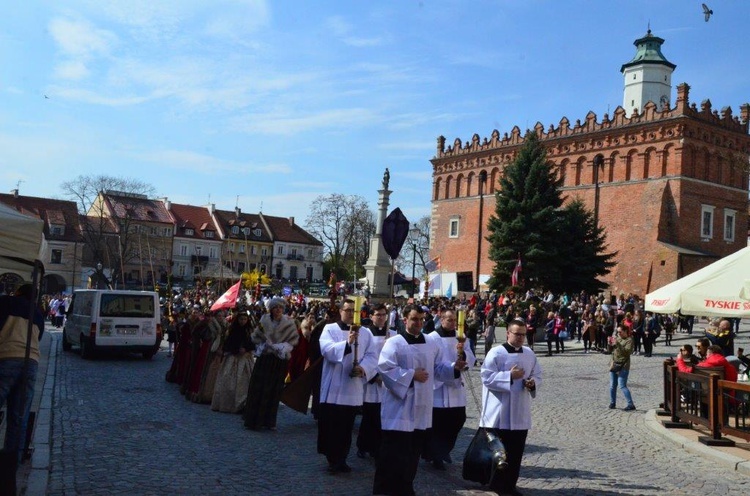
[{"left": 429, "top": 31, "right": 750, "bottom": 297}]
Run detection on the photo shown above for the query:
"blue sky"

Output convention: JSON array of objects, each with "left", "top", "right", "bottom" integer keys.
[{"left": 2, "top": 1, "right": 748, "bottom": 228}]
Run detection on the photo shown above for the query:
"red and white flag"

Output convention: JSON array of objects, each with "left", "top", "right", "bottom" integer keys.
[
  {"left": 210, "top": 280, "right": 241, "bottom": 312},
  {"left": 511, "top": 255, "right": 522, "bottom": 286}
]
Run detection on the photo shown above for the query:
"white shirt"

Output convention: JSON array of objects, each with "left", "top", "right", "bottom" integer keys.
[
  {"left": 319, "top": 322, "right": 378, "bottom": 406},
  {"left": 479, "top": 344, "right": 542, "bottom": 431},
  {"left": 378, "top": 334, "right": 456, "bottom": 432},
  {"left": 425, "top": 332, "right": 476, "bottom": 408}
]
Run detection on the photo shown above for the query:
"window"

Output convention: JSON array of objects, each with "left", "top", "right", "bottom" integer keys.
[
  {"left": 195, "top": 246, "right": 202, "bottom": 255},
  {"left": 449, "top": 218, "right": 460, "bottom": 238},
  {"left": 229, "top": 242, "right": 235, "bottom": 253},
  {"left": 250, "top": 245, "right": 257, "bottom": 255},
  {"left": 184, "top": 228, "right": 194, "bottom": 236},
  {"left": 243, "top": 227, "right": 251, "bottom": 236},
  {"left": 701, "top": 205, "right": 715, "bottom": 239},
  {"left": 277, "top": 245, "right": 284, "bottom": 255},
  {"left": 150, "top": 227, "right": 157, "bottom": 235},
  {"left": 253, "top": 228, "right": 262, "bottom": 237},
  {"left": 237, "top": 262, "right": 246, "bottom": 273},
  {"left": 239, "top": 244, "right": 245, "bottom": 253},
  {"left": 50, "top": 225, "right": 64, "bottom": 236},
  {"left": 231, "top": 226, "right": 239, "bottom": 235},
  {"left": 163, "top": 227, "right": 171, "bottom": 237},
  {"left": 724, "top": 209, "right": 736, "bottom": 242},
  {"left": 289, "top": 266, "right": 298, "bottom": 279},
  {"left": 261, "top": 247, "right": 268, "bottom": 256},
  {"left": 178, "top": 264, "right": 186, "bottom": 276},
  {"left": 180, "top": 245, "right": 188, "bottom": 256},
  {"left": 50, "top": 249, "right": 62, "bottom": 264},
  {"left": 204, "top": 230, "right": 214, "bottom": 238},
  {"left": 291, "top": 248, "right": 298, "bottom": 256},
  {"left": 307, "top": 248, "right": 313, "bottom": 257},
  {"left": 209, "top": 247, "right": 217, "bottom": 259}
]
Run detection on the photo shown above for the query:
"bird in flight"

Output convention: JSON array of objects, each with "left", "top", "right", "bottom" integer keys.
[{"left": 702, "top": 3, "right": 713, "bottom": 22}]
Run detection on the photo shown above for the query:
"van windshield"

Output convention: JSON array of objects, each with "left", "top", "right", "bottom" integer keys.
[{"left": 99, "top": 294, "right": 156, "bottom": 318}]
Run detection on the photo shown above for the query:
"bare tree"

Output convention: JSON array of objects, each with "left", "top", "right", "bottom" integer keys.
[
  {"left": 304, "top": 194, "right": 375, "bottom": 278},
  {"left": 396, "top": 215, "right": 431, "bottom": 283},
  {"left": 61, "top": 175, "right": 156, "bottom": 286}
]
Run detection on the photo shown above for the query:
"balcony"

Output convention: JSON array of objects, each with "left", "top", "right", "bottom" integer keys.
[{"left": 286, "top": 254, "right": 305, "bottom": 261}]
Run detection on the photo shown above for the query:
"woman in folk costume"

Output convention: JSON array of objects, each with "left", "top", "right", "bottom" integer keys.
[
  {"left": 193, "top": 312, "right": 227, "bottom": 403},
  {"left": 165, "top": 308, "right": 195, "bottom": 384},
  {"left": 183, "top": 311, "right": 220, "bottom": 400},
  {"left": 212, "top": 310, "right": 255, "bottom": 413},
  {"left": 243, "top": 298, "right": 299, "bottom": 430}
]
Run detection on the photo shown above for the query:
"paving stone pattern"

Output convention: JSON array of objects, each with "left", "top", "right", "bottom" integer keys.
[{"left": 45, "top": 330, "right": 750, "bottom": 495}]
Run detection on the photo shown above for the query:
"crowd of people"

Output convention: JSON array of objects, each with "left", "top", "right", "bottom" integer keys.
[{"left": 18, "top": 284, "right": 741, "bottom": 496}]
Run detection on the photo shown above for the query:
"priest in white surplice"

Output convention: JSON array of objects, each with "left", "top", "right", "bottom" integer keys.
[
  {"left": 318, "top": 299, "right": 378, "bottom": 474},
  {"left": 480, "top": 318, "right": 542, "bottom": 496},
  {"left": 373, "top": 305, "right": 466, "bottom": 496}
]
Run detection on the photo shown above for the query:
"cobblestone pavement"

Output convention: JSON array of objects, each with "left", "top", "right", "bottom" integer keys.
[{"left": 42, "top": 328, "right": 750, "bottom": 496}]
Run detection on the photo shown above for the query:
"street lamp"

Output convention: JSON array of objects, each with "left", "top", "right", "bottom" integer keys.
[
  {"left": 593, "top": 154, "right": 605, "bottom": 232},
  {"left": 475, "top": 170, "right": 488, "bottom": 293},
  {"left": 409, "top": 225, "right": 420, "bottom": 298}
]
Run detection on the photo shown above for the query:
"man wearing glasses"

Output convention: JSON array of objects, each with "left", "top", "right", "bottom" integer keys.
[
  {"left": 480, "top": 318, "right": 542, "bottom": 496},
  {"left": 318, "top": 299, "right": 378, "bottom": 474}
]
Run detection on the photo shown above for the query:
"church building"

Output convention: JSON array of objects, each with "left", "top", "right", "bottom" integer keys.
[{"left": 429, "top": 30, "right": 750, "bottom": 296}]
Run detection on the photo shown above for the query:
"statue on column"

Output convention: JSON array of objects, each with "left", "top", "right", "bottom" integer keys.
[{"left": 382, "top": 168, "right": 390, "bottom": 190}]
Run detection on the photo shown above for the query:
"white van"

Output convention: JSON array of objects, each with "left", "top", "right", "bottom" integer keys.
[{"left": 62, "top": 289, "right": 162, "bottom": 359}]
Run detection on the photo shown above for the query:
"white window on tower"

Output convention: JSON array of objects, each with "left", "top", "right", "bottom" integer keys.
[
  {"left": 724, "top": 209, "right": 736, "bottom": 242},
  {"left": 701, "top": 204, "right": 715, "bottom": 239},
  {"left": 449, "top": 218, "right": 459, "bottom": 238}
]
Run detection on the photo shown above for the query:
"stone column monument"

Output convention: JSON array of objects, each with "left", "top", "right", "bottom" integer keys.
[{"left": 364, "top": 168, "right": 393, "bottom": 297}]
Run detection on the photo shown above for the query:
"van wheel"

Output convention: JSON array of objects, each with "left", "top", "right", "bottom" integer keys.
[
  {"left": 80, "top": 336, "right": 93, "bottom": 360},
  {"left": 142, "top": 350, "right": 156, "bottom": 360},
  {"left": 62, "top": 329, "right": 72, "bottom": 351}
]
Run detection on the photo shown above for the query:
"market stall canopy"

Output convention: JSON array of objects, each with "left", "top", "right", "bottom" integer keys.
[
  {"left": 0, "top": 201, "right": 44, "bottom": 273},
  {"left": 645, "top": 246, "right": 750, "bottom": 317}
]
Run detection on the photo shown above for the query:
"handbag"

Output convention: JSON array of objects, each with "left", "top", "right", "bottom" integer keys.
[
  {"left": 462, "top": 388, "right": 508, "bottom": 484},
  {"left": 559, "top": 330, "right": 569, "bottom": 341},
  {"left": 610, "top": 362, "right": 624, "bottom": 373}
]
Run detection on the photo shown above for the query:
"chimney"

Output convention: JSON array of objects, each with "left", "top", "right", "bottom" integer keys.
[
  {"left": 11, "top": 189, "right": 19, "bottom": 198},
  {"left": 209, "top": 203, "right": 215, "bottom": 213},
  {"left": 289, "top": 216, "right": 295, "bottom": 226},
  {"left": 235, "top": 206, "right": 241, "bottom": 218},
  {"left": 162, "top": 197, "right": 171, "bottom": 210}
]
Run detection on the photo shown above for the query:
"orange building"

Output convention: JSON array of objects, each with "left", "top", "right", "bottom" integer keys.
[{"left": 429, "top": 31, "right": 750, "bottom": 296}]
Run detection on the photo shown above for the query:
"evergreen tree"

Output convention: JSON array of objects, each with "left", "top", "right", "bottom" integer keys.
[
  {"left": 557, "top": 199, "right": 617, "bottom": 294},
  {"left": 486, "top": 131, "right": 565, "bottom": 292}
]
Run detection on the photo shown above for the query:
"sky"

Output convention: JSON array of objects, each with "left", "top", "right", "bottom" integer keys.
[{"left": 2, "top": 1, "right": 748, "bottom": 229}]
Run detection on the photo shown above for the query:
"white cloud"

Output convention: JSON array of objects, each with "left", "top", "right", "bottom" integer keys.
[
  {"left": 138, "top": 149, "right": 292, "bottom": 175},
  {"left": 325, "top": 15, "right": 388, "bottom": 47},
  {"left": 233, "top": 107, "right": 379, "bottom": 135},
  {"left": 48, "top": 17, "right": 117, "bottom": 59},
  {"left": 54, "top": 60, "right": 90, "bottom": 80}
]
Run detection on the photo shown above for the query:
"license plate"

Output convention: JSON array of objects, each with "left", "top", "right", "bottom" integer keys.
[{"left": 117, "top": 327, "right": 138, "bottom": 335}]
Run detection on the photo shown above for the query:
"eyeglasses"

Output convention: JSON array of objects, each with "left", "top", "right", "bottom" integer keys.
[{"left": 508, "top": 331, "right": 526, "bottom": 337}]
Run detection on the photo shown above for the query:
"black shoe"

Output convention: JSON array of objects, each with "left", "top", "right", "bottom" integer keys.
[
  {"left": 624, "top": 405, "right": 636, "bottom": 411},
  {"left": 328, "top": 462, "right": 352, "bottom": 474},
  {"left": 432, "top": 459, "right": 446, "bottom": 471},
  {"left": 609, "top": 403, "right": 615, "bottom": 409}
]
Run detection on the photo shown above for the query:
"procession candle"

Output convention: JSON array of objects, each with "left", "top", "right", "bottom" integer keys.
[
  {"left": 457, "top": 309, "right": 466, "bottom": 339},
  {"left": 353, "top": 296, "right": 362, "bottom": 326}
]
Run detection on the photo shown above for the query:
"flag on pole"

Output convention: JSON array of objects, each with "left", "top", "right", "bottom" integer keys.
[
  {"left": 425, "top": 256, "right": 441, "bottom": 273},
  {"left": 445, "top": 282, "right": 453, "bottom": 299},
  {"left": 210, "top": 280, "right": 241, "bottom": 312},
  {"left": 511, "top": 255, "right": 522, "bottom": 287}
]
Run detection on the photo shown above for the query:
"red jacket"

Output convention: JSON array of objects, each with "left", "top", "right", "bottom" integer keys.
[{"left": 697, "top": 353, "right": 738, "bottom": 382}]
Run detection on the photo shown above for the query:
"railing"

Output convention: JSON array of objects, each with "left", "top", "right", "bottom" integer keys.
[
  {"left": 660, "top": 359, "right": 736, "bottom": 446},
  {"left": 718, "top": 380, "right": 750, "bottom": 442}
]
